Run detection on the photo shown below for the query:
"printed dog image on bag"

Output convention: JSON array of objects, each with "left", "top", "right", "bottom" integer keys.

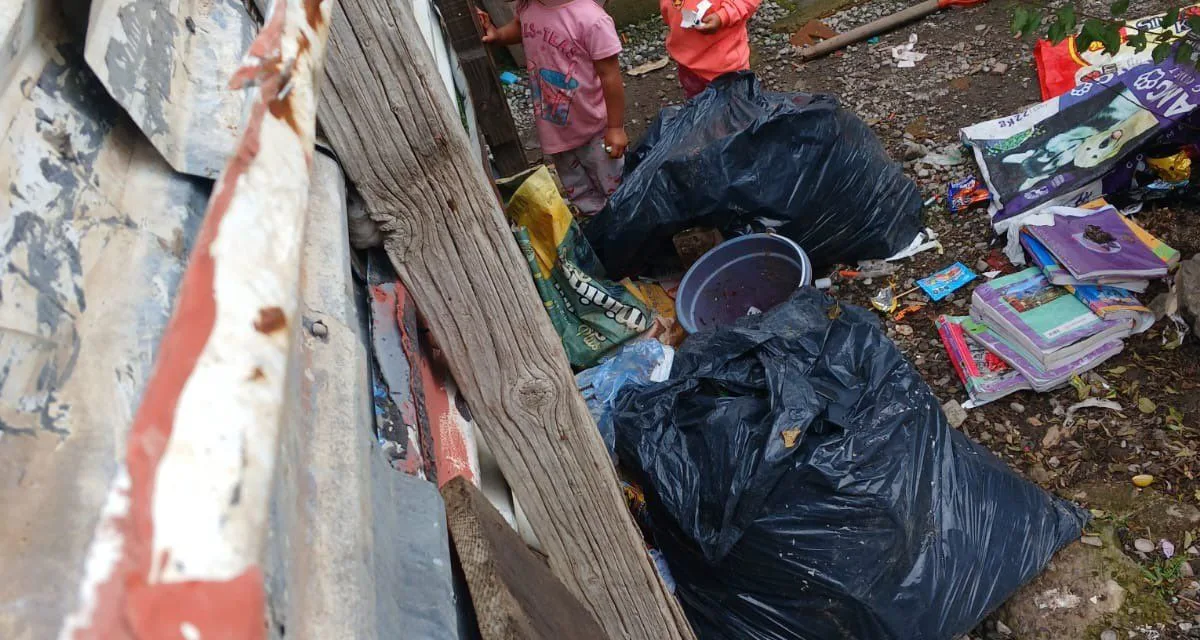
[{"left": 997, "top": 88, "right": 1158, "bottom": 193}]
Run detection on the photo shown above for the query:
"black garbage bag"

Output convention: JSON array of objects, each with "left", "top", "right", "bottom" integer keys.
[
  {"left": 586, "top": 73, "right": 923, "bottom": 278},
  {"left": 612, "top": 289, "right": 1087, "bottom": 639}
]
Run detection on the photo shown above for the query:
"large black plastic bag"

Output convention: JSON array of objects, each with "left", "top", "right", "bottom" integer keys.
[
  {"left": 585, "top": 73, "right": 923, "bottom": 278},
  {"left": 612, "top": 289, "right": 1088, "bottom": 639}
]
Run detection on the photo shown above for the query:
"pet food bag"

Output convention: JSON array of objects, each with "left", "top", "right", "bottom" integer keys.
[
  {"left": 961, "top": 53, "right": 1200, "bottom": 231},
  {"left": 503, "top": 166, "right": 654, "bottom": 368}
]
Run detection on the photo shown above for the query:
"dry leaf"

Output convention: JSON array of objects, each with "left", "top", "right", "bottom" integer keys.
[
  {"left": 1138, "top": 397, "right": 1157, "bottom": 414},
  {"left": 781, "top": 428, "right": 802, "bottom": 448}
]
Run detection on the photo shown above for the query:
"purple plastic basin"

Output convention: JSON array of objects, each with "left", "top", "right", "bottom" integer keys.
[{"left": 676, "top": 233, "right": 812, "bottom": 334}]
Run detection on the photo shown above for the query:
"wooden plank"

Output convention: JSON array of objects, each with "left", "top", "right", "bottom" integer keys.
[
  {"left": 476, "top": 0, "right": 525, "bottom": 67},
  {"left": 434, "top": 0, "right": 528, "bottom": 178},
  {"left": 443, "top": 476, "right": 606, "bottom": 640},
  {"left": 318, "top": 1, "right": 694, "bottom": 638}
]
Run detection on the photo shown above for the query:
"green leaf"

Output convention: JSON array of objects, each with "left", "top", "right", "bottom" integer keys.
[
  {"left": 1165, "top": 7, "right": 1181, "bottom": 30},
  {"left": 1049, "top": 21, "right": 1069, "bottom": 44},
  {"left": 1139, "top": 397, "right": 1158, "bottom": 414},
  {"left": 1057, "top": 4, "right": 1078, "bottom": 33},
  {"left": 1176, "top": 41, "right": 1195, "bottom": 62},
  {"left": 1153, "top": 41, "right": 1174, "bottom": 63},
  {"left": 1012, "top": 6, "right": 1031, "bottom": 36},
  {"left": 1126, "top": 31, "right": 1149, "bottom": 52},
  {"left": 1111, "top": 0, "right": 1130, "bottom": 17}
]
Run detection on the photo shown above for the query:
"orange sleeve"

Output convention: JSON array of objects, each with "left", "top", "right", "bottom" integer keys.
[{"left": 716, "top": 0, "right": 760, "bottom": 26}]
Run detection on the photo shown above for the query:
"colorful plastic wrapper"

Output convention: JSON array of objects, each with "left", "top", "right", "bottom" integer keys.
[
  {"left": 948, "top": 175, "right": 991, "bottom": 213},
  {"left": 961, "top": 54, "right": 1200, "bottom": 231},
  {"left": 918, "top": 262, "right": 978, "bottom": 301}
]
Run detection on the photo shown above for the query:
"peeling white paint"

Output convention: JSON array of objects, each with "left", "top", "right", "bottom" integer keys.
[
  {"left": 151, "top": 115, "right": 311, "bottom": 582},
  {"left": 58, "top": 468, "right": 131, "bottom": 640}
]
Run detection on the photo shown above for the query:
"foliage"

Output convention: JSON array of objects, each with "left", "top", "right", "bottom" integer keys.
[{"left": 1012, "top": 2, "right": 1200, "bottom": 65}]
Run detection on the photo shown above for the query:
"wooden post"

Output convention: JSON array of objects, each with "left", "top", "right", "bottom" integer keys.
[
  {"left": 318, "top": 1, "right": 694, "bottom": 638},
  {"left": 435, "top": 0, "right": 528, "bottom": 178}
]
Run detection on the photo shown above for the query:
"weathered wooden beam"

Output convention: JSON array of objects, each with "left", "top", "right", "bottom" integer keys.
[
  {"left": 433, "top": 0, "right": 528, "bottom": 178},
  {"left": 318, "top": 1, "right": 694, "bottom": 637}
]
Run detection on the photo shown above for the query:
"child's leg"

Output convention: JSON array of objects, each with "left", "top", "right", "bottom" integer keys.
[
  {"left": 551, "top": 135, "right": 623, "bottom": 216},
  {"left": 677, "top": 65, "right": 710, "bottom": 99}
]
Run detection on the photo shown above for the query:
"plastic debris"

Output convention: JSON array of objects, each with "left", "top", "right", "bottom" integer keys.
[
  {"left": 917, "top": 262, "right": 977, "bottom": 301},
  {"left": 611, "top": 289, "right": 1088, "bottom": 639},
  {"left": 891, "top": 33, "right": 927, "bottom": 68},
  {"left": 589, "top": 73, "right": 923, "bottom": 277},
  {"left": 948, "top": 175, "right": 991, "bottom": 213},
  {"left": 498, "top": 70, "right": 520, "bottom": 85}
]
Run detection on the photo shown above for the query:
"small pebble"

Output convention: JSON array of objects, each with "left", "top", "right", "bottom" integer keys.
[
  {"left": 311, "top": 320, "right": 329, "bottom": 338},
  {"left": 896, "top": 324, "right": 914, "bottom": 336},
  {"left": 1080, "top": 535, "right": 1103, "bottom": 547},
  {"left": 1134, "top": 538, "right": 1155, "bottom": 553},
  {"left": 995, "top": 620, "right": 1012, "bottom": 636},
  {"left": 1009, "top": 402, "right": 1025, "bottom": 413},
  {"left": 1101, "top": 630, "right": 1117, "bottom": 640}
]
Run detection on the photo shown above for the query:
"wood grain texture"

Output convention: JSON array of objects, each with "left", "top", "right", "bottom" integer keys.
[
  {"left": 318, "top": 1, "right": 695, "bottom": 638},
  {"left": 435, "top": 0, "right": 528, "bottom": 177},
  {"left": 443, "top": 476, "right": 606, "bottom": 640}
]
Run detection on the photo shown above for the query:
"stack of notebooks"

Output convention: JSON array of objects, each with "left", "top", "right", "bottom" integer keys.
[
  {"left": 1019, "top": 205, "right": 1178, "bottom": 332},
  {"left": 938, "top": 207, "right": 1180, "bottom": 406}
]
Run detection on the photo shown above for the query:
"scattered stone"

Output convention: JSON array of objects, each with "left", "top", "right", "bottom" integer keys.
[
  {"left": 1183, "top": 561, "right": 1195, "bottom": 578},
  {"left": 310, "top": 320, "right": 329, "bottom": 339},
  {"left": 992, "top": 62, "right": 1009, "bottom": 75},
  {"left": 896, "top": 324, "right": 914, "bottom": 336},
  {"left": 1009, "top": 402, "right": 1025, "bottom": 413},
  {"left": 1134, "top": 538, "right": 1155, "bottom": 553},
  {"left": 1080, "top": 535, "right": 1103, "bottom": 547},
  {"left": 1179, "top": 255, "right": 1200, "bottom": 336},
  {"left": 1100, "top": 630, "right": 1117, "bottom": 640},
  {"left": 995, "top": 620, "right": 1012, "bottom": 635},
  {"left": 942, "top": 399, "right": 968, "bottom": 429}
]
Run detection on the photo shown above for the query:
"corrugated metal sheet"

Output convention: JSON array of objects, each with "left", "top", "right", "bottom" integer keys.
[
  {"left": 0, "top": 2, "right": 210, "bottom": 637},
  {"left": 83, "top": 0, "right": 258, "bottom": 178}
]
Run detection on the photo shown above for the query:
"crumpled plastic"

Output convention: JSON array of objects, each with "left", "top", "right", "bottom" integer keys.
[
  {"left": 612, "top": 289, "right": 1089, "bottom": 639},
  {"left": 586, "top": 73, "right": 923, "bottom": 278}
]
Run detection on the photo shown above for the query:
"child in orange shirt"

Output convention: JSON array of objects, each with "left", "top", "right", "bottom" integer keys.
[{"left": 660, "top": 0, "right": 761, "bottom": 98}]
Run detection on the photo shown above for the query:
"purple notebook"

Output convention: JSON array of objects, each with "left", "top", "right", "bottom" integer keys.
[
  {"left": 961, "top": 318, "right": 1124, "bottom": 391},
  {"left": 1026, "top": 208, "right": 1174, "bottom": 281}
]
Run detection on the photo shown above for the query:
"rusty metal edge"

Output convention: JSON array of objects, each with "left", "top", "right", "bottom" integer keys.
[{"left": 61, "top": 0, "right": 333, "bottom": 637}]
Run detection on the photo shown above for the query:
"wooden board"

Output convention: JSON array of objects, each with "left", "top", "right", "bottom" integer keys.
[
  {"left": 434, "top": 0, "right": 528, "bottom": 178},
  {"left": 443, "top": 476, "right": 606, "bottom": 640},
  {"left": 318, "top": 1, "right": 695, "bottom": 638},
  {"left": 476, "top": 0, "right": 525, "bottom": 67}
]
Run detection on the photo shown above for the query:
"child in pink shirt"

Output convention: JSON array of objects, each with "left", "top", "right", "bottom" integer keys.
[
  {"left": 660, "top": 0, "right": 761, "bottom": 98},
  {"left": 478, "top": 0, "right": 627, "bottom": 216}
]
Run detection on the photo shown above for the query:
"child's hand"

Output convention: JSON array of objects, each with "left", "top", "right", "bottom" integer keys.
[
  {"left": 475, "top": 8, "right": 498, "bottom": 42},
  {"left": 695, "top": 13, "right": 723, "bottom": 33},
  {"left": 604, "top": 127, "right": 628, "bottom": 159}
]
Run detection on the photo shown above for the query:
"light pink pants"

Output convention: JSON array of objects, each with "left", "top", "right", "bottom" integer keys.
[{"left": 550, "top": 133, "right": 624, "bottom": 217}]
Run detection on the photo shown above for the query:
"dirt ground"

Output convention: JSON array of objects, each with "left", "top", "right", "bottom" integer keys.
[{"left": 503, "top": 0, "right": 1200, "bottom": 637}]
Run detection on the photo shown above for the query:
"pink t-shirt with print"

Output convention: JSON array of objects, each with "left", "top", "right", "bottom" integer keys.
[{"left": 517, "top": 0, "right": 621, "bottom": 155}]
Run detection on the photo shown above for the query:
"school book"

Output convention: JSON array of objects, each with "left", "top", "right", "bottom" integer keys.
[
  {"left": 1020, "top": 231, "right": 1149, "bottom": 293},
  {"left": 970, "top": 268, "right": 1132, "bottom": 369},
  {"left": 960, "top": 318, "right": 1124, "bottom": 392},
  {"left": 1025, "top": 207, "right": 1179, "bottom": 283},
  {"left": 1065, "top": 283, "right": 1155, "bottom": 334},
  {"left": 935, "top": 315, "right": 1031, "bottom": 405}
]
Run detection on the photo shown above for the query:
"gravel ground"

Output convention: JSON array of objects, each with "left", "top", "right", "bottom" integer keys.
[{"left": 501, "top": 1, "right": 1200, "bottom": 637}]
